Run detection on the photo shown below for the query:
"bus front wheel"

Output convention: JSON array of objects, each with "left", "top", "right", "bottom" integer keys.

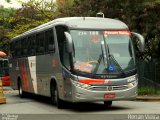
[
  {"left": 51, "top": 83, "right": 64, "bottom": 109},
  {"left": 104, "top": 101, "right": 112, "bottom": 107}
]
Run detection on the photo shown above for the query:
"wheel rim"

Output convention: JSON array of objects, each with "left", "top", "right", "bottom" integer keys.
[{"left": 19, "top": 83, "right": 22, "bottom": 96}]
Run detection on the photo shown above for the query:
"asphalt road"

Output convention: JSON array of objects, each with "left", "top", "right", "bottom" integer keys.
[{"left": 0, "top": 87, "right": 160, "bottom": 120}]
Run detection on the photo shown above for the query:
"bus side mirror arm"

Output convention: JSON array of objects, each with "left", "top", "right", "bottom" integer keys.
[{"left": 131, "top": 32, "right": 145, "bottom": 52}]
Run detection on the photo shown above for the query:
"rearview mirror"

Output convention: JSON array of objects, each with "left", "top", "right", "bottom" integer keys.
[
  {"left": 131, "top": 32, "right": 145, "bottom": 52},
  {"left": 64, "top": 32, "right": 74, "bottom": 53}
]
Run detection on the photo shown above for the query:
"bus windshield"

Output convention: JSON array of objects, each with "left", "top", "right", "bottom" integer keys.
[{"left": 70, "top": 30, "right": 136, "bottom": 75}]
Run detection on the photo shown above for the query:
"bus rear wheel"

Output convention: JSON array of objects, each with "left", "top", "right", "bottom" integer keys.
[
  {"left": 51, "top": 83, "right": 64, "bottom": 109},
  {"left": 18, "top": 80, "right": 25, "bottom": 98},
  {"left": 104, "top": 101, "right": 112, "bottom": 107}
]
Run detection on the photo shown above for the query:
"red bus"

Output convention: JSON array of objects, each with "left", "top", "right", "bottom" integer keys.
[{"left": 0, "top": 51, "right": 10, "bottom": 86}]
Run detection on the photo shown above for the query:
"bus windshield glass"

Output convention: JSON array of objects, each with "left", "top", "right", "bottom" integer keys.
[{"left": 70, "top": 30, "right": 136, "bottom": 75}]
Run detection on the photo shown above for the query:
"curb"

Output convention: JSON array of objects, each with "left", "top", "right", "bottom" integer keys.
[
  {"left": 2, "top": 87, "right": 18, "bottom": 94},
  {"left": 136, "top": 96, "right": 160, "bottom": 101}
]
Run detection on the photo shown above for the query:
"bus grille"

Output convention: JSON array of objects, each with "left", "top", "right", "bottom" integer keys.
[
  {"left": 89, "top": 85, "right": 128, "bottom": 91},
  {"left": 113, "top": 85, "right": 128, "bottom": 90}
]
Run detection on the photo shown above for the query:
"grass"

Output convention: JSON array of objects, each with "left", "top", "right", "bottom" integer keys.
[{"left": 138, "top": 86, "right": 160, "bottom": 95}]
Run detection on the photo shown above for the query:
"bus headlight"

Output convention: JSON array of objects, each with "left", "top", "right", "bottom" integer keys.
[
  {"left": 128, "top": 81, "right": 137, "bottom": 88},
  {"left": 127, "top": 76, "right": 138, "bottom": 88},
  {"left": 71, "top": 80, "right": 91, "bottom": 89},
  {"left": 127, "top": 76, "right": 137, "bottom": 83}
]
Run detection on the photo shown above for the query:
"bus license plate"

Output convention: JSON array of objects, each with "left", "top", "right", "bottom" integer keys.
[{"left": 104, "top": 93, "right": 115, "bottom": 98}]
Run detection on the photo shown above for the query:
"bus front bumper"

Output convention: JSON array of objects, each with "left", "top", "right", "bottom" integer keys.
[{"left": 71, "top": 82, "right": 138, "bottom": 102}]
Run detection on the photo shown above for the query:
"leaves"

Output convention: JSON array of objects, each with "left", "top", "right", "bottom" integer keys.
[
  {"left": 5, "top": 0, "right": 11, "bottom": 3},
  {"left": 70, "top": 0, "right": 160, "bottom": 60},
  {"left": 0, "top": 0, "right": 57, "bottom": 53},
  {"left": 0, "top": 0, "right": 159, "bottom": 59}
]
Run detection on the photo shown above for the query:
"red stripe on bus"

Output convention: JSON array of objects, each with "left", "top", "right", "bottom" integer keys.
[
  {"left": 21, "top": 60, "right": 29, "bottom": 91},
  {"left": 78, "top": 79, "right": 105, "bottom": 84}
]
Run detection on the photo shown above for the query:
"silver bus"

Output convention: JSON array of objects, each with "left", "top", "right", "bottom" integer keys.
[{"left": 9, "top": 17, "right": 145, "bottom": 108}]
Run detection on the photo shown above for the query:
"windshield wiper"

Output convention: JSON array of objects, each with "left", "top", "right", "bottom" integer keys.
[
  {"left": 101, "top": 41, "right": 108, "bottom": 68},
  {"left": 93, "top": 41, "right": 108, "bottom": 74},
  {"left": 93, "top": 54, "right": 102, "bottom": 74}
]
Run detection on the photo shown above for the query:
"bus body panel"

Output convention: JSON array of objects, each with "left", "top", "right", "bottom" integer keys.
[{"left": 36, "top": 53, "right": 64, "bottom": 97}]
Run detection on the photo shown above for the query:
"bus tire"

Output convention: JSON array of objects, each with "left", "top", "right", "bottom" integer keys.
[
  {"left": 51, "top": 82, "right": 64, "bottom": 109},
  {"left": 18, "top": 80, "right": 25, "bottom": 98},
  {"left": 104, "top": 101, "right": 112, "bottom": 107},
  {"left": 51, "top": 81, "right": 56, "bottom": 105},
  {"left": 55, "top": 86, "right": 64, "bottom": 109}
]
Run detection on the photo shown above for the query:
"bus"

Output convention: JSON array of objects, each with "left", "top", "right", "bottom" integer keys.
[
  {"left": 9, "top": 17, "right": 145, "bottom": 108},
  {"left": 0, "top": 51, "right": 10, "bottom": 86}
]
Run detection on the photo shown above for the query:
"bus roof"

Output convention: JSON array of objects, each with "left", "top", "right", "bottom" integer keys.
[
  {"left": 12, "top": 17, "right": 129, "bottom": 40},
  {"left": 55, "top": 17, "right": 128, "bottom": 29}
]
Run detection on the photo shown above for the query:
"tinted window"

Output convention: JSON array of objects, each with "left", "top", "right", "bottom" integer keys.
[
  {"left": 15, "top": 40, "right": 21, "bottom": 57},
  {"left": 28, "top": 35, "right": 36, "bottom": 56},
  {"left": 21, "top": 38, "right": 28, "bottom": 56},
  {"left": 10, "top": 41, "right": 15, "bottom": 58},
  {"left": 45, "top": 29, "right": 55, "bottom": 52},
  {"left": 36, "top": 32, "right": 45, "bottom": 54}
]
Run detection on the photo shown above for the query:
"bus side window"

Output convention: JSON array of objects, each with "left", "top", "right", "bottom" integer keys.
[
  {"left": 28, "top": 36, "right": 32, "bottom": 56},
  {"left": 10, "top": 42, "right": 15, "bottom": 58},
  {"left": 15, "top": 40, "right": 21, "bottom": 58},
  {"left": 45, "top": 29, "right": 55, "bottom": 53},
  {"left": 15, "top": 41, "right": 18, "bottom": 57},
  {"left": 23, "top": 38, "right": 28, "bottom": 57},
  {"left": 28, "top": 35, "right": 36, "bottom": 56},
  {"left": 30, "top": 35, "right": 36, "bottom": 56},
  {"left": 36, "top": 32, "right": 45, "bottom": 55},
  {"left": 17, "top": 40, "right": 21, "bottom": 57},
  {"left": 11, "top": 41, "right": 15, "bottom": 58}
]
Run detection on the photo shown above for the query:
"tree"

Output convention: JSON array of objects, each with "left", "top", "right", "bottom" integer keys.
[
  {"left": 0, "top": 0, "right": 58, "bottom": 53},
  {"left": 70, "top": 0, "right": 160, "bottom": 60},
  {"left": 0, "top": 7, "right": 16, "bottom": 53},
  {"left": 0, "top": 0, "right": 159, "bottom": 59},
  {"left": 5, "top": 0, "right": 11, "bottom": 2},
  {"left": 7, "top": 0, "right": 58, "bottom": 38},
  {"left": 56, "top": 0, "right": 74, "bottom": 17}
]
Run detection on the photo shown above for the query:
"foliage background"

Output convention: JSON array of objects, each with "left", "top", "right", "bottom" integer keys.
[{"left": 0, "top": 0, "right": 159, "bottom": 61}]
